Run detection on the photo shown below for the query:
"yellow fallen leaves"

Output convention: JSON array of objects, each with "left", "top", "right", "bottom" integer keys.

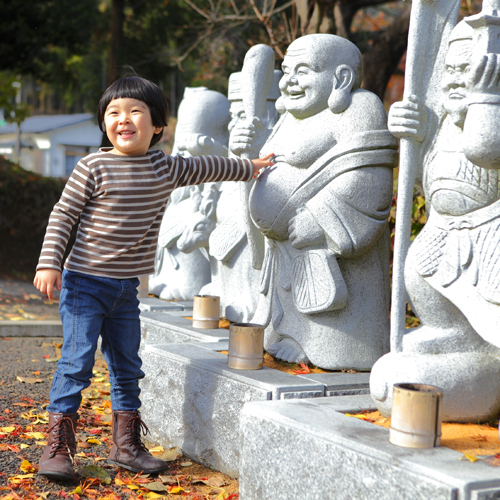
[
  {"left": 22, "top": 431, "right": 46, "bottom": 440},
  {"left": 1, "top": 426, "right": 16, "bottom": 433},
  {"left": 87, "top": 438, "right": 103, "bottom": 445},
  {"left": 460, "top": 453, "right": 480, "bottom": 463},
  {"left": 20, "top": 459, "right": 36, "bottom": 473},
  {"left": 21, "top": 410, "right": 49, "bottom": 424}
]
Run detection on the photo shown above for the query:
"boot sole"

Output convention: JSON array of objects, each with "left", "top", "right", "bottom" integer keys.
[
  {"left": 38, "top": 470, "right": 75, "bottom": 482},
  {"left": 106, "top": 458, "right": 169, "bottom": 474}
]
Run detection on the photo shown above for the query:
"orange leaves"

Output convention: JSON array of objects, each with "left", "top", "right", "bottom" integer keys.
[{"left": 292, "top": 362, "right": 311, "bottom": 375}]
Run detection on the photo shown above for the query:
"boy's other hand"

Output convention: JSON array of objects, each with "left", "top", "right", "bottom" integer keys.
[
  {"left": 251, "top": 153, "right": 275, "bottom": 178},
  {"left": 34, "top": 269, "right": 62, "bottom": 301}
]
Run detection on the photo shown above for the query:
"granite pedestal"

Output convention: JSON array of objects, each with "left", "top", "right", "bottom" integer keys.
[
  {"left": 239, "top": 395, "right": 500, "bottom": 500},
  {"left": 139, "top": 342, "right": 369, "bottom": 477}
]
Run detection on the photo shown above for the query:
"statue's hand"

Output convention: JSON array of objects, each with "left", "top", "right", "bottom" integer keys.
[
  {"left": 467, "top": 54, "right": 500, "bottom": 97},
  {"left": 180, "top": 134, "right": 215, "bottom": 156},
  {"left": 388, "top": 95, "right": 427, "bottom": 143},
  {"left": 289, "top": 208, "right": 325, "bottom": 249},
  {"left": 229, "top": 118, "right": 264, "bottom": 156}
]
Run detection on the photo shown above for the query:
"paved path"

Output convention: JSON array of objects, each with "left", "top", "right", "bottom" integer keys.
[{"left": 0, "top": 278, "right": 62, "bottom": 336}]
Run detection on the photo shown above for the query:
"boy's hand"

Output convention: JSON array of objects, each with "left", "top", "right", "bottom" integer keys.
[
  {"left": 33, "top": 269, "right": 62, "bottom": 301},
  {"left": 251, "top": 153, "right": 275, "bottom": 178}
]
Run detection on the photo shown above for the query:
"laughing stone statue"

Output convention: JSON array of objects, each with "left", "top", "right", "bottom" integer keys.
[{"left": 231, "top": 34, "right": 398, "bottom": 370}]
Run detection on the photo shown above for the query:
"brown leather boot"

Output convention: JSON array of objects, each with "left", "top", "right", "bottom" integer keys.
[
  {"left": 107, "top": 411, "right": 169, "bottom": 474},
  {"left": 38, "top": 412, "right": 78, "bottom": 481}
]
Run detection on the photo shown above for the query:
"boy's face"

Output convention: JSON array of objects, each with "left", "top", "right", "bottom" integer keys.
[{"left": 104, "top": 98, "right": 162, "bottom": 156}]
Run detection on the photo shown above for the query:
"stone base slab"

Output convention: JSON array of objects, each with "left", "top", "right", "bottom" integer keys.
[
  {"left": 0, "top": 320, "right": 63, "bottom": 337},
  {"left": 139, "top": 343, "right": 369, "bottom": 477},
  {"left": 239, "top": 395, "right": 500, "bottom": 500},
  {"left": 139, "top": 297, "right": 193, "bottom": 312},
  {"left": 140, "top": 310, "right": 229, "bottom": 347}
]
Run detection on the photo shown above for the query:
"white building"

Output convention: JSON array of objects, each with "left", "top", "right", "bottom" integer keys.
[{"left": 0, "top": 114, "right": 102, "bottom": 177}]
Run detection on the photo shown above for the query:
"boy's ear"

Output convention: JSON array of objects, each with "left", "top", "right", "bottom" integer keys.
[{"left": 154, "top": 127, "right": 162, "bottom": 135}]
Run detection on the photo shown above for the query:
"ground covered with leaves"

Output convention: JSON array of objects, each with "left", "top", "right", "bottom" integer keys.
[{"left": 0, "top": 337, "right": 238, "bottom": 500}]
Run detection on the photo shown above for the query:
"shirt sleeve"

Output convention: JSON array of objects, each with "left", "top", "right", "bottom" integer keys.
[
  {"left": 167, "top": 155, "right": 253, "bottom": 188},
  {"left": 36, "top": 159, "right": 95, "bottom": 271}
]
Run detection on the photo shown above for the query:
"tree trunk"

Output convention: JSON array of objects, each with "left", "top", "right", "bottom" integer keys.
[{"left": 108, "top": 0, "right": 125, "bottom": 85}]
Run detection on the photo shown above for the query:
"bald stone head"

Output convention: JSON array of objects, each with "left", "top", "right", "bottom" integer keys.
[{"left": 278, "top": 34, "right": 363, "bottom": 119}]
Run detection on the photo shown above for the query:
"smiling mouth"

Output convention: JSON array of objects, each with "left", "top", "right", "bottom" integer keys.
[
  {"left": 287, "top": 88, "right": 304, "bottom": 99},
  {"left": 447, "top": 91, "right": 465, "bottom": 99},
  {"left": 119, "top": 131, "right": 135, "bottom": 137}
]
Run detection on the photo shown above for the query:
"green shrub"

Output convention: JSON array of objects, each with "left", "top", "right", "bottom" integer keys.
[{"left": 0, "top": 157, "right": 67, "bottom": 278}]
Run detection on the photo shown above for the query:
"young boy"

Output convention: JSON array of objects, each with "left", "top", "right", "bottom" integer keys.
[{"left": 34, "top": 75, "right": 274, "bottom": 481}]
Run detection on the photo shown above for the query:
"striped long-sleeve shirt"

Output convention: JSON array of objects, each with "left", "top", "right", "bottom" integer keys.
[{"left": 37, "top": 148, "right": 253, "bottom": 278}]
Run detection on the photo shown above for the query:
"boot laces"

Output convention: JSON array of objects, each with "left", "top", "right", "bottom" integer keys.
[
  {"left": 126, "top": 414, "right": 150, "bottom": 452},
  {"left": 48, "top": 416, "right": 76, "bottom": 462}
]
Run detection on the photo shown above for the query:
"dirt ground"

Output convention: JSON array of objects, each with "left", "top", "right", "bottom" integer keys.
[{"left": 0, "top": 278, "right": 239, "bottom": 499}]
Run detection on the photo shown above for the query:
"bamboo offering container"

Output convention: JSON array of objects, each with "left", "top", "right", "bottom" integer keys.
[{"left": 389, "top": 383, "right": 444, "bottom": 448}]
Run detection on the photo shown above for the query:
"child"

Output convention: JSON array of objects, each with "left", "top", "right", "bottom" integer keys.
[{"left": 33, "top": 75, "right": 274, "bottom": 481}]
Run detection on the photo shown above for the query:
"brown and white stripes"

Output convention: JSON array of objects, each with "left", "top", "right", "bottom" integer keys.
[{"left": 37, "top": 148, "right": 252, "bottom": 279}]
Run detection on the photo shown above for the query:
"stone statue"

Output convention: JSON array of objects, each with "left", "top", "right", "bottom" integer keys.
[
  {"left": 199, "top": 69, "right": 281, "bottom": 322},
  {"left": 148, "top": 88, "right": 230, "bottom": 300},
  {"left": 370, "top": 1, "right": 500, "bottom": 422},
  {"left": 231, "top": 34, "right": 398, "bottom": 370}
]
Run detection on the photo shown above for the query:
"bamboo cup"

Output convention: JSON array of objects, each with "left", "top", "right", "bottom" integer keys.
[
  {"left": 228, "top": 323, "right": 265, "bottom": 370},
  {"left": 389, "top": 383, "right": 443, "bottom": 448},
  {"left": 192, "top": 295, "right": 220, "bottom": 329}
]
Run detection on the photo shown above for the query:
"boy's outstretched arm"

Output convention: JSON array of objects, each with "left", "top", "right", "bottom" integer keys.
[
  {"left": 34, "top": 269, "right": 62, "bottom": 301},
  {"left": 251, "top": 153, "right": 274, "bottom": 178}
]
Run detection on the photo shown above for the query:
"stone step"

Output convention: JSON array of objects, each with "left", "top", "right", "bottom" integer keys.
[
  {"left": 239, "top": 395, "right": 500, "bottom": 500},
  {"left": 0, "top": 320, "right": 62, "bottom": 337},
  {"left": 139, "top": 341, "right": 369, "bottom": 477}
]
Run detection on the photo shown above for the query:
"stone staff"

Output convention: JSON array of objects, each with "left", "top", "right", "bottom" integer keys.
[
  {"left": 240, "top": 44, "right": 275, "bottom": 270},
  {"left": 390, "top": 0, "right": 462, "bottom": 352}
]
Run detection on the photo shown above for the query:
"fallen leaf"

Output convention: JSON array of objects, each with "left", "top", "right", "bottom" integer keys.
[
  {"left": 1, "top": 426, "right": 16, "bottom": 433},
  {"left": 87, "top": 438, "right": 102, "bottom": 445},
  {"left": 20, "top": 459, "right": 36, "bottom": 473},
  {"left": 82, "top": 389, "right": 101, "bottom": 400},
  {"left": 20, "top": 444, "right": 29, "bottom": 449},
  {"left": 142, "top": 493, "right": 165, "bottom": 499},
  {"left": 460, "top": 453, "right": 479, "bottom": 463},
  {"left": 293, "top": 362, "right": 311, "bottom": 375},
  {"left": 148, "top": 445, "right": 164, "bottom": 454},
  {"left": 170, "top": 486, "right": 185, "bottom": 494},
  {"left": 159, "top": 475, "right": 178, "bottom": 485},
  {"left": 23, "top": 432, "right": 46, "bottom": 440},
  {"left": 143, "top": 482, "right": 168, "bottom": 492},
  {"left": 192, "top": 477, "right": 226, "bottom": 488},
  {"left": 180, "top": 461, "right": 193, "bottom": 467},
  {"left": 16, "top": 376, "right": 44, "bottom": 384},
  {"left": 77, "top": 465, "right": 112, "bottom": 485},
  {"left": 155, "top": 447, "right": 180, "bottom": 461}
]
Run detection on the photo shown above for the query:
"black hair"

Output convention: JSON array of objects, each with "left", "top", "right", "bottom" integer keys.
[{"left": 97, "top": 75, "right": 169, "bottom": 148}]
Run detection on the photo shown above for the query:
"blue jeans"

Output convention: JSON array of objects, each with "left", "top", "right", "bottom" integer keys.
[{"left": 48, "top": 270, "right": 144, "bottom": 414}]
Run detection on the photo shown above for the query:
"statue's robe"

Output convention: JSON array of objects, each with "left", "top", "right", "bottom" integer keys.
[
  {"left": 250, "top": 120, "right": 398, "bottom": 370},
  {"left": 410, "top": 118, "right": 500, "bottom": 348}
]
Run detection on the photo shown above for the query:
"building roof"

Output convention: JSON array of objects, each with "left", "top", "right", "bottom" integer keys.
[{"left": 0, "top": 113, "right": 95, "bottom": 135}]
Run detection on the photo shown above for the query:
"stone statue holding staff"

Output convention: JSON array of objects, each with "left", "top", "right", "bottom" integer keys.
[
  {"left": 371, "top": 0, "right": 500, "bottom": 422},
  {"left": 231, "top": 34, "right": 398, "bottom": 370}
]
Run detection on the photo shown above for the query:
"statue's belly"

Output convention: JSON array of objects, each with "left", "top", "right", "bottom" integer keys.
[
  {"left": 249, "top": 163, "right": 305, "bottom": 240},
  {"left": 427, "top": 150, "right": 500, "bottom": 216}
]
